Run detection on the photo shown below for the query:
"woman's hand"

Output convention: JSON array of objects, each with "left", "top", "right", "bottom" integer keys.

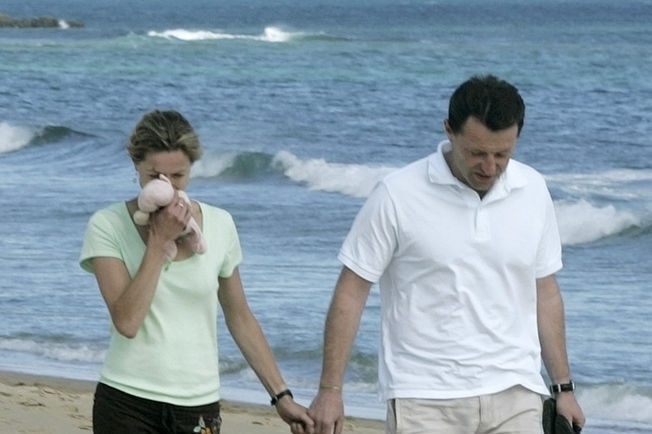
[
  {"left": 275, "top": 397, "right": 315, "bottom": 434},
  {"left": 149, "top": 192, "right": 191, "bottom": 244}
]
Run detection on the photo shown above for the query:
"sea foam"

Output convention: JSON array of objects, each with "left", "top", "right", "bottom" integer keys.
[
  {"left": 272, "top": 150, "right": 395, "bottom": 198},
  {"left": 0, "top": 337, "right": 105, "bottom": 364},
  {"left": 556, "top": 199, "right": 641, "bottom": 245},
  {"left": 0, "top": 122, "right": 33, "bottom": 154},
  {"left": 580, "top": 384, "right": 652, "bottom": 426},
  {"left": 147, "top": 26, "right": 300, "bottom": 43}
]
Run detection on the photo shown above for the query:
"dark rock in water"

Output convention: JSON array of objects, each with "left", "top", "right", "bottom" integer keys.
[{"left": 0, "top": 13, "right": 84, "bottom": 28}]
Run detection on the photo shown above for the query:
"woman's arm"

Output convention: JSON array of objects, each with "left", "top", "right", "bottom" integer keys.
[
  {"left": 218, "top": 268, "right": 313, "bottom": 433},
  {"left": 92, "top": 197, "right": 190, "bottom": 338}
]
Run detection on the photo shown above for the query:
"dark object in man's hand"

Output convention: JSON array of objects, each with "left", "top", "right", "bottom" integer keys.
[{"left": 543, "top": 398, "right": 582, "bottom": 434}]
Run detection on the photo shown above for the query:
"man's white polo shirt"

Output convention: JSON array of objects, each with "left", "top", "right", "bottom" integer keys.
[{"left": 338, "top": 140, "right": 562, "bottom": 400}]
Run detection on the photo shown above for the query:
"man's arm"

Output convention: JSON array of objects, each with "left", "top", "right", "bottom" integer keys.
[
  {"left": 309, "top": 266, "right": 373, "bottom": 434},
  {"left": 537, "top": 274, "right": 586, "bottom": 430}
]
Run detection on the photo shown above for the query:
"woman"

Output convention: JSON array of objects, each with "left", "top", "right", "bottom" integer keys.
[{"left": 80, "top": 110, "right": 312, "bottom": 434}]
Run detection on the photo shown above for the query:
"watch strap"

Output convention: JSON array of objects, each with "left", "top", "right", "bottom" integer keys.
[
  {"left": 549, "top": 380, "right": 575, "bottom": 394},
  {"left": 270, "top": 389, "right": 293, "bottom": 406}
]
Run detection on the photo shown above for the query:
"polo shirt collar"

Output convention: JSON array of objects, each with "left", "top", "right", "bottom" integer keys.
[{"left": 427, "top": 140, "right": 528, "bottom": 200}]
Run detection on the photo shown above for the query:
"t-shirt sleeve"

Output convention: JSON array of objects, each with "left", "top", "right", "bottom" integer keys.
[
  {"left": 338, "top": 182, "right": 398, "bottom": 283},
  {"left": 218, "top": 212, "right": 243, "bottom": 278},
  {"left": 79, "top": 209, "right": 123, "bottom": 273}
]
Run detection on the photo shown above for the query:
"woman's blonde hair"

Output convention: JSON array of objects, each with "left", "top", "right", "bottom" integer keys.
[{"left": 126, "top": 110, "right": 203, "bottom": 163}]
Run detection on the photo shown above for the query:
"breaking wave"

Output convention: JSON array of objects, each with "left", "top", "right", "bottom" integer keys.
[{"left": 146, "top": 26, "right": 335, "bottom": 43}]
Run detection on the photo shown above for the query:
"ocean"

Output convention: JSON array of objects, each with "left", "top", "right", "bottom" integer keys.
[{"left": 1, "top": 0, "right": 651, "bottom": 432}]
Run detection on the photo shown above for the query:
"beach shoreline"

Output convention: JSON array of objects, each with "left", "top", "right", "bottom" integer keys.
[{"left": 0, "top": 370, "right": 384, "bottom": 433}]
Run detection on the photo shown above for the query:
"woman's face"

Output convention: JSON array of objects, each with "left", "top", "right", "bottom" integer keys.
[{"left": 135, "top": 150, "right": 192, "bottom": 191}]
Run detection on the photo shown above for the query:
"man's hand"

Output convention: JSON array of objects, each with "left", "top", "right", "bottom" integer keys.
[{"left": 556, "top": 392, "right": 586, "bottom": 432}]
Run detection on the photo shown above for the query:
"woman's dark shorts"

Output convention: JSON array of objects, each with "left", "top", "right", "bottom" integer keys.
[{"left": 93, "top": 382, "right": 222, "bottom": 434}]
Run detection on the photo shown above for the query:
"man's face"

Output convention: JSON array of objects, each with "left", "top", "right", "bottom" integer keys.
[{"left": 444, "top": 116, "right": 519, "bottom": 197}]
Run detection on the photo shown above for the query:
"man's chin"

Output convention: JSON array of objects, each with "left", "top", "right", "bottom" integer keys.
[
  {"left": 480, "top": 182, "right": 494, "bottom": 190},
  {"left": 472, "top": 178, "right": 496, "bottom": 194}
]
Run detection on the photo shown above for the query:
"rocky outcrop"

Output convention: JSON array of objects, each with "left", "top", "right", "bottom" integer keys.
[{"left": 0, "top": 13, "right": 83, "bottom": 28}]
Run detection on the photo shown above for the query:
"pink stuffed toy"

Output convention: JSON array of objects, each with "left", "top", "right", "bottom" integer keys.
[{"left": 133, "top": 174, "right": 207, "bottom": 260}]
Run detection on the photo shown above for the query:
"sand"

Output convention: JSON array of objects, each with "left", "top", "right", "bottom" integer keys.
[{"left": 0, "top": 371, "right": 384, "bottom": 433}]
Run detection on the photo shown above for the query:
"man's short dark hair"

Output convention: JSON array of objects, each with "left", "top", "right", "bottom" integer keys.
[{"left": 447, "top": 75, "right": 525, "bottom": 135}]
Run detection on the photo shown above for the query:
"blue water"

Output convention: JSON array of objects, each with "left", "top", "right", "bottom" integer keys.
[{"left": 1, "top": 0, "right": 651, "bottom": 432}]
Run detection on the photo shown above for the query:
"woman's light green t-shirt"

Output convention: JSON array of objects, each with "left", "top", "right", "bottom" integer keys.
[{"left": 80, "top": 201, "right": 242, "bottom": 406}]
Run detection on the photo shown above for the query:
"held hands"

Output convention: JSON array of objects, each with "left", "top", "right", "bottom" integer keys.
[
  {"left": 274, "top": 396, "right": 315, "bottom": 434},
  {"left": 307, "top": 389, "right": 345, "bottom": 434}
]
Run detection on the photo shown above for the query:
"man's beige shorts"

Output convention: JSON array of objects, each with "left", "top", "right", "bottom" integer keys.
[{"left": 386, "top": 386, "right": 543, "bottom": 434}]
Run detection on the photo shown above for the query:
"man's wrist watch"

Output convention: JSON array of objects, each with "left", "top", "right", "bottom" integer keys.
[{"left": 549, "top": 380, "right": 575, "bottom": 394}]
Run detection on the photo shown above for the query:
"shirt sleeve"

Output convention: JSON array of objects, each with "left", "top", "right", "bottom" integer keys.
[
  {"left": 338, "top": 182, "right": 398, "bottom": 283},
  {"left": 217, "top": 212, "right": 243, "bottom": 278},
  {"left": 535, "top": 185, "right": 563, "bottom": 278},
  {"left": 79, "top": 209, "right": 124, "bottom": 273}
]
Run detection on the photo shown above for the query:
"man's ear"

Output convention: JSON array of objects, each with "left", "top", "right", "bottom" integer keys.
[{"left": 443, "top": 119, "right": 454, "bottom": 138}]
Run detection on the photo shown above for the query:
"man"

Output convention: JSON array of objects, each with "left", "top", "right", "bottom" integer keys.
[{"left": 308, "top": 75, "right": 585, "bottom": 434}]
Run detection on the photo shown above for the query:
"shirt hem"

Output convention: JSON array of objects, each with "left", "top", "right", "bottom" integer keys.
[{"left": 382, "top": 381, "right": 548, "bottom": 401}]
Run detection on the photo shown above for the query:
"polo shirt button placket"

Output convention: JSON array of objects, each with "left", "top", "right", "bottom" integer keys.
[{"left": 475, "top": 207, "right": 490, "bottom": 241}]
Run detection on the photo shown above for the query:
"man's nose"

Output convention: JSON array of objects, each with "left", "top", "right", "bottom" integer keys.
[{"left": 481, "top": 155, "right": 497, "bottom": 175}]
